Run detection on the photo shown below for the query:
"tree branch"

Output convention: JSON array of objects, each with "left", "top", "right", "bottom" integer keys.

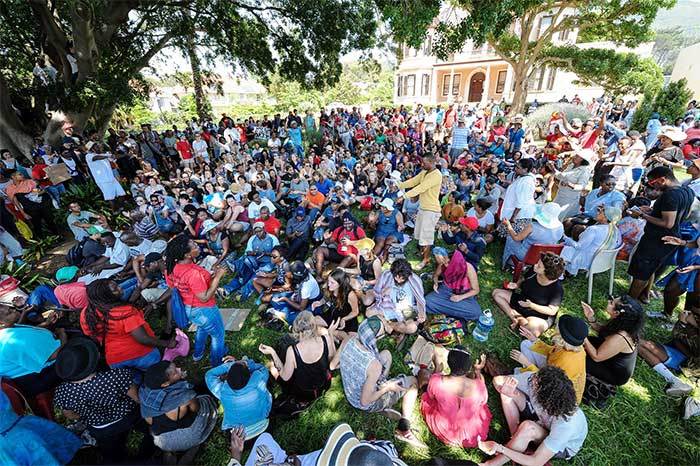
[
  {"left": 129, "top": 30, "right": 179, "bottom": 73},
  {"left": 28, "top": 0, "right": 70, "bottom": 82},
  {"left": 95, "top": 1, "right": 140, "bottom": 45}
]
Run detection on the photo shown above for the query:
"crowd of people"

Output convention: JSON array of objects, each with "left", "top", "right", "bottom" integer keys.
[{"left": 0, "top": 96, "right": 699, "bottom": 465}]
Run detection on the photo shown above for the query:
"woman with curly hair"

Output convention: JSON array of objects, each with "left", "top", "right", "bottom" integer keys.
[
  {"left": 492, "top": 252, "right": 565, "bottom": 337},
  {"left": 581, "top": 296, "right": 643, "bottom": 389},
  {"left": 313, "top": 268, "right": 361, "bottom": 337},
  {"left": 481, "top": 366, "right": 588, "bottom": 466},
  {"left": 164, "top": 234, "right": 228, "bottom": 366},
  {"left": 80, "top": 279, "right": 174, "bottom": 378}
]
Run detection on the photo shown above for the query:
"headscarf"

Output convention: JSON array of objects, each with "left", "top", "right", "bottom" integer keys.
[
  {"left": 357, "top": 317, "right": 382, "bottom": 359},
  {"left": 443, "top": 251, "right": 472, "bottom": 294}
]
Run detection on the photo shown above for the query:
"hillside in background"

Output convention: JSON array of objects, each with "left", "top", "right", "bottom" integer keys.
[{"left": 654, "top": 0, "right": 700, "bottom": 34}]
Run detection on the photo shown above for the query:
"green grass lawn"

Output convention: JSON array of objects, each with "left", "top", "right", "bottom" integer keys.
[{"left": 175, "top": 238, "right": 700, "bottom": 466}]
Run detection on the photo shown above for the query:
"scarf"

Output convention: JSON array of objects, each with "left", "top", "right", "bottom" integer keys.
[
  {"left": 139, "top": 380, "right": 196, "bottom": 419},
  {"left": 373, "top": 270, "right": 426, "bottom": 319},
  {"left": 443, "top": 251, "right": 472, "bottom": 294}
]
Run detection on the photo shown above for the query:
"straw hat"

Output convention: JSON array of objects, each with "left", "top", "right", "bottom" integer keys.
[{"left": 658, "top": 127, "right": 687, "bottom": 142}]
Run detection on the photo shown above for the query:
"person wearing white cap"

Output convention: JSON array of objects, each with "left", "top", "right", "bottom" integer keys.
[
  {"left": 561, "top": 205, "right": 622, "bottom": 276},
  {"left": 551, "top": 149, "right": 595, "bottom": 219},
  {"left": 502, "top": 203, "right": 564, "bottom": 268},
  {"left": 642, "top": 127, "right": 687, "bottom": 172},
  {"left": 373, "top": 198, "right": 405, "bottom": 261}
]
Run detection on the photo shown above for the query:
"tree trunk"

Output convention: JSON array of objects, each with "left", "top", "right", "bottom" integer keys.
[
  {"left": 92, "top": 103, "right": 117, "bottom": 138},
  {"left": 0, "top": 75, "right": 34, "bottom": 159},
  {"left": 186, "top": 34, "right": 210, "bottom": 121},
  {"left": 510, "top": 65, "right": 529, "bottom": 113}
]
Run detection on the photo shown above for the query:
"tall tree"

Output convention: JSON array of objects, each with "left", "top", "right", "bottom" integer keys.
[
  {"left": 382, "top": 0, "right": 673, "bottom": 111},
  {"left": 0, "top": 0, "right": 378, "bottom": 157}
]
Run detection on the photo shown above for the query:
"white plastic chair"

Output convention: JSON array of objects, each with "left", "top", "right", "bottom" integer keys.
[{"left": 587, "top": 245, "right": 624, "bottom": 303}]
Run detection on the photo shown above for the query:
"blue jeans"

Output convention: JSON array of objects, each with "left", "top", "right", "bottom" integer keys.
[
  {"left": 45, "top": 183, "right": 66, "bottom": 204},
  {"left": 111, "top": 347, "right": 161, "bottom": 383},
  {"left": 187, "top": 305, "right": 226, "bottom": 366},
  {"left": 27, "top": 285, "right": 59, "bottom": 320},
  {"left": 118, "top": 277, "right": 139, "bottom": 301}
]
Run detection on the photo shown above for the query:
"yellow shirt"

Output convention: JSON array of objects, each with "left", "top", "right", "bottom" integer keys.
[
  {"left": 522, "top": 340, "right": 586, "bottom": 404},
  {"left": 399, "top": 169, "right": 442, "bottom": 212}
]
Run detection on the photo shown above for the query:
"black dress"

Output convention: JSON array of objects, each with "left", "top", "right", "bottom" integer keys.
[
  {"left": 509, "top": 271, "right": 563, "bottom": 326},
  {"left": 284, "top": 337, "right": 332, "bottom": 401},
  {"left": 586, "top": 333, "right": 637, "bottom": 386}
]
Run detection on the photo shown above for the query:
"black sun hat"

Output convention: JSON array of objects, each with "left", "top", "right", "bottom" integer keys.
[{"left": 55, "top": 337, "right": 100, "bottom": 382}]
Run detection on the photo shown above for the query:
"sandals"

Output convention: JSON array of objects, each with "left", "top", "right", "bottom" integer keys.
[{"left": 394, "top": 429, "right": 428, "bottom": 449}]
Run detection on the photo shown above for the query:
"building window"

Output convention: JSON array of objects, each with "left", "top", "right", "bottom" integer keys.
[
  {"left": 537, "top": 15, "right": 553, "bottom": 38},
  {"left": 527, "top": 67, "right": 546, "bottom": 91},
  {"left": 421, "top": 74, "right": 430, "bottom": 96},
  {"left": 559, "top": 25, "right": 570, "bottom": 41},
  {"left": 442, "top": 74, "right": 450, "bottom": 96},
  {"left": 546, "top": 68, "right": 557, "bottom": 90},
  {"left": 397, "top": 76, "right": 403, "bottom": 97},
  {"left": 496, "top": 70, "right": 507, "bottom": 94},
  {"left": 452, "top": 74, "right": 461, "bottom": 95},
  {"left": 403, "top": 74, "right": 415, "bottom": 96}
]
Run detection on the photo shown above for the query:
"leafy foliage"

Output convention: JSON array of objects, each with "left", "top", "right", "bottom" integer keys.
[
  {"left": 525, "top": 103, "right": 592, "bottom": 133},
  {"left": 22, "top": 236, "right": 63, "bottom": 262},
  {"left": 0, "top": 260, "right": 53, "bottom": 288},
  {"left": 632, "top": 79, "right": 694, "bottom": 131},
  {"left": 541, "top": 47, "right": 664, "bottom": 97}
]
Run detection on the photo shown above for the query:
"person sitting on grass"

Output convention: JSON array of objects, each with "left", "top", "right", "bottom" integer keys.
[
  {"left": 370, "top": 198, "right": 405, "bottom": 262},
  {"left": 426, "top": 247, "right": 481, "bottom": 322},
  {"left": 267, "top": 261, "right": 321, "bottom": 325},
  {"left": 258, "top": 311, "right": 337, "bottom": 414},
  {"left": 338, "top": 238, "right": 382, "bottom": 307},
  {"left": 312, "top": 268, "right": 361, "bottom": 337},
  {"left": 237, "top": 246, "right": 288, "bottom": 305},
  {"left": 140, "top": 361, "right": 218, "bottom": 460},
  {"left": 580, "top": 296, "right": 643, "bottom": 404},
  {"left": 205, "top": 355, "right": 272, "bottom": 440},
  {"left": 511, "top": 315, "right": 588, "bottom": 404},
  {"left": 438, "top": 216, "right": 487, "bottom": 269},
  {"left": 480, "top": 366, "right": 588, "bottom": 466},
  {"left": 366, "top": 258, "right": 426, "bottom": 336},
  {"left": 492, "top": 252, "right": 565, "bottom": 337},
  {"left": 338, "top": 316, "right": 426, "bottom": 449},
  {"left": 420, "top": 348, "right": 491, "bottom": 448},
  {"left": 638, "top": 305, "right": 697, "bottom": 397},
  {"left": 313, "top": 212, "right": 366, "bottom": 279}
]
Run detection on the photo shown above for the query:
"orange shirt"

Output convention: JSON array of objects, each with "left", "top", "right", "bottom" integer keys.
[
  {"left": 6, "top": 179, "right": 37, "bottom": 201},
  {"left": 305, "top": 191, "right": 325, "bottom": 208}
]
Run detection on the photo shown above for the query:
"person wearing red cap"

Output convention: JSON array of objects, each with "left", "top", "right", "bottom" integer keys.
[{"left": 438, "top": 216, "right": 487, "bottom": 268}]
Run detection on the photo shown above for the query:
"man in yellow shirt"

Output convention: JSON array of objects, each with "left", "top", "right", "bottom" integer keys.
[{"left": 396, "top": 154, "right": 443, "bottom": 269}]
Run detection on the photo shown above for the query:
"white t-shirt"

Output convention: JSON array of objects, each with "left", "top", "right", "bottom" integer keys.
[
  {"left": 247, "top": 198, "right": 277, "bottom": 218},
  {"left": 501, "top": 174, "right": 536, "bottom": 221},
  {"left": 104, "top": 238, "right": 130, "bottom": 268},
  {"left": 467, "top": 207, "right": 495, "bottom": 229},
  {"left": 67, "top": 211, "right": 97, "bottom": 241},
  {"left": 86, "top": 152, "right": 117, "bottom": 184},
  {"left": 299, "top": 276, "right": 320, "bottom": 300}
]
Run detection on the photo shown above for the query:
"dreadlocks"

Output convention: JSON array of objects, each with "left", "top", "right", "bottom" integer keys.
[
  {"left": 532, "top": 366, "right": 577, "bottom": 418},
  {"left": 165, "top": 234, "right": 191, "bottom": 274},
  {"left": 85, "top": 279, "right": 122, "bottom": 338}
]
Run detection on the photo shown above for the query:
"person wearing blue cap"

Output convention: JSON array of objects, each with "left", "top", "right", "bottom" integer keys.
[{"left": 285, "top": 207, "right": 312, "bottom": 260}]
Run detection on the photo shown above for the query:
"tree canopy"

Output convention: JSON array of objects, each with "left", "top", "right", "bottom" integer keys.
[
  {"left": 0, "top": 0, "right": 380, "bottom": 155},
  {"left": 381, "top": 0, "right": 674, "bottom": 110}
]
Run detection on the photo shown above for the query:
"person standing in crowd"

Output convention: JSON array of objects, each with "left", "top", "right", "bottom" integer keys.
[
  {"left": 396, "top": 153, "right": 443, "bottom": 270},
  {"left": 85, "top": 142, "right": 126, "bottom": 206},
  {"left": 627, "top": 166, "right": 694, "bottom": 304}
]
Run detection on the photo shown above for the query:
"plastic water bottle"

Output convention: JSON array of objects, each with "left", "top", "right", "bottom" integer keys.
[{"left": 472, "top": 309, "right": 495, "bottom": 342}]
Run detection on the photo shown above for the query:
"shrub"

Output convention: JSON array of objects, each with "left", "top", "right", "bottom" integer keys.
[
  {"left": 525, "top": 103, "right": 592, "bottom": 137},
  {"left": 632, "top": 79, "right": 693, "bottom": 131}
]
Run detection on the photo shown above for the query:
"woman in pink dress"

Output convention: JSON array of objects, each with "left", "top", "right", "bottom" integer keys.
[{"left": 420, "top": 347, "right": 492, "bottom": 447}]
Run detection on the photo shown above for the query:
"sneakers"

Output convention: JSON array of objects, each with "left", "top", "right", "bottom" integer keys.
[
  {"left": 216, "top": 287, "right": 230, "bottom": 299},
  {"left": 378, "top": 408, "right": 402, "bottom": 421},
  {"left": 394, "top": 429, "right": 428, "bottom": 449},
  {"left": 683, "top": 397, "right": 700, "bottom": 420},
  {"left": 645, "top": 310, "right": 665, "bottom": 319},
  {"left": 666, "top": 380, "right": 694, "bottom": 397}
]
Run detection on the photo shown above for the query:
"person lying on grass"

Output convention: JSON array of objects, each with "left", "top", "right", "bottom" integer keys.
[{"left": 481, "top": 366, "right": 588, "bottom": 466}]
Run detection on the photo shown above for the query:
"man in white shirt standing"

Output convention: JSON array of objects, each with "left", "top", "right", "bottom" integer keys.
[{"left": 85, "top": 142, "right": 125, "bottom": 207}]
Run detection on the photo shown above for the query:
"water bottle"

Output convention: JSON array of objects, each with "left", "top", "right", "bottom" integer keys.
[{"left": 472, "top": 309, "right": 495, "bottom": 342}]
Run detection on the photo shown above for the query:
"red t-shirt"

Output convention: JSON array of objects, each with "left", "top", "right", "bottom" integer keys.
[
  {"left": 255, "top": 216, "right": 281, "bottom": 235},
  {"left": 332, "top": 226, "right": 366, "bottom": 256},
  {"left": 176, "top": 140, "right": 193, "bottom": 159},
  {"left": 80, "top": 304, "right": 155, "bottom": 365},
  {"left": 55, "top": 282, "right": 88, "bottom": 309},
  {"left": 165, "top": 262, "right": 216, "bottom": 307},
  {"left": 31, "top": 164, "right": 52, "bottom": 188}
]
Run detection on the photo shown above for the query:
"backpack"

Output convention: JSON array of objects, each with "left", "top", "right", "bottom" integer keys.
[
  {"left": 420, "top": 315, "right": 465, "bottom": 346},
  {"left": 66, "top": 238, "right": 88, "bottom": 267}
]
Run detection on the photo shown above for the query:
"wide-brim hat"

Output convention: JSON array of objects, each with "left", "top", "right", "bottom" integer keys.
[
  {"left": 533, "top": 202, "right": 563, "bottom": 230},
  {"left": 658, "top": 128, "right": 687, "bottom": 142},
  {"left": 55, "top": 337, "right": 100, "bottom": 382},
  {"left": 316, "top": 423, "right": 393, "bottom": 466},
  {"left": 354, "top": 238, "right": 375, "bottom": 252},
  {"left": 575, "top": 148, "right": 596, "bottom": 165},
  {"left": 201, "top": 219, "right": 220, "bottom": 234},
  {"left": 558, "top": 314, "right": 589, "bottom": 347},
  {"left": 378, "top": 198, "right": 395, "bottom": 211}
]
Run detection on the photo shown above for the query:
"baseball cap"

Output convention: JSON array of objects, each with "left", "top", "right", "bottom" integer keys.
[{"left": 458, "top": 216, "right": 479, "bottom": 230}]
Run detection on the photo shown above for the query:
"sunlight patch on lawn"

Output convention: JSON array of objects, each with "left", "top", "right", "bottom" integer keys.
[{"left": 620, "top": 378, "right": 651, "bottom": 403}]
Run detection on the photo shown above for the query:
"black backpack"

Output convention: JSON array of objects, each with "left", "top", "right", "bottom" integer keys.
[{"left": 66, "top": 237, "right": 88, "bottom": 267}]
